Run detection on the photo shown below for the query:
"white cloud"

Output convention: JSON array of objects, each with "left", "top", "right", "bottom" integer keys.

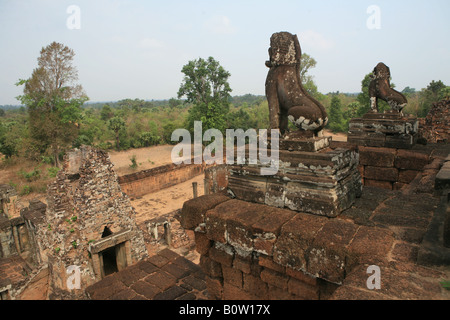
[
  {"left": 298, "top": 30, "right": 334, "bottom": 50},
  {"left": 139, "top": 37, "right": 165, "bottom": 49},
  {"left": 204, "top": 15, "right": 237, "bottom": 35}
]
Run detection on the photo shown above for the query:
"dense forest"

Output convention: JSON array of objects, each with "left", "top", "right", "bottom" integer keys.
[{"left": 0, "top": 42, "right": 449, "bottom": 197}]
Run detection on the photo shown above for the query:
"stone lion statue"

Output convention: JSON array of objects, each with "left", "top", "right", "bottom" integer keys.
[
  {"left": 369, "top": 62, "right": 407, "bottom": 114},
  {"left": 265, "top": 31, "right": 328, "bottom": 136}
]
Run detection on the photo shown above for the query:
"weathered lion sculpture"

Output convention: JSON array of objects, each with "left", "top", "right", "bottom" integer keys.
[
  {"left": 265, "top": 31, "right": 328, "bottom": 136},
  {"left": 369, "top": 62, "right": 407, "bottom": 114}
]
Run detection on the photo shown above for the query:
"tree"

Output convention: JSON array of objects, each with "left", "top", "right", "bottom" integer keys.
[
  {"left": 100, "top": 104, "right": 114, "bottom": 121},
  {"left": 328, "top": 96, "right": 345, "bottom": 133},
  {"left": 16, "top": 42, "right": 88, "bottom": 166},
  {"left": 108, "top": 116, "right": 125, "bottom": 150},
  {"left": 402, "top": 86, "right": 416, "bottom": 96},
  {"left": 300, "top": 53, "right": 324, "bottom": 101},
  {"left": 418, "top": 80, "right": 448, "bottom": 117},
  {"left": 177, "top": 57, "right": 232, "bottom": 134}
]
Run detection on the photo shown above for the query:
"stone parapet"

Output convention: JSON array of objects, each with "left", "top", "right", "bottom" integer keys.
[
  {"left": 348, "top": 112, "right": 419, "bottom": 149},
  {"left": 180, "top": 188, "right": 450, "bottom": 300},
  {"left": 227, "top": 146, "right": 362, "bottom": 217}
]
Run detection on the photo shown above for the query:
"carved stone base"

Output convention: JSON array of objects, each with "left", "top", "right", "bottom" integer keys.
[
  {"left": 226, "top": 146, "right": 362, "bottom": 218},
  {"left": 278, "top": 136, "right": 331, "bottom": 152},
  {"left": 348, "top": 112, "right": 418, "bottom": 149}
]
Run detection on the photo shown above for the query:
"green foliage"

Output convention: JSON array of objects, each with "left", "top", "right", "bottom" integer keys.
[
  {"left": 100, "top": 104, "right": 114, "bottom": 121},
  {"left": 440, "top": 281, "right": 450, "bottom": 291},
  {"left": 129, "top": 155, "right": 139, "bottom": 169},
  {"left": 178, "top": 57, "right": 232, "bottom": 135},
  {"left": 18, "top": 167, "right": 41, "bottom": 182},
  {"left": 108, "top": 116, "right": 126, "bottom": 150},
  {"left": 139, "top": 131, "right": 160, "bottom": 147},
  {"left": 20, "top": 185, "right": 32, "bottom": 195},
  {"left": 417, "top": 80, "right": 449, "bottom": 117},
  {"left": 47, "top": 167, "right": 60, "bottom": 178},
  {"left": 15, "top": 42, "right": 89, "bottom": 166},
  {"left": 327, "top": 96, "right": 346, "bottom": 133}
]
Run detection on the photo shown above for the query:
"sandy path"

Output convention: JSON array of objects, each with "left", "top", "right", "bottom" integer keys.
[{"left": 108, "top": 145, "right": 177, "bottom": 176}]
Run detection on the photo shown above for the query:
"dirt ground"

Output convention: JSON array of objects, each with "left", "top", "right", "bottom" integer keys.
[
  {"left": 131, "top": 175, "right": 204, "bottom": 225},
  {"left": 108, "top": 145, "right": 177, "bottom": 176}
]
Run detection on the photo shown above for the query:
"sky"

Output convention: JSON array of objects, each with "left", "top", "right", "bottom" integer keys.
[{"left": 0, "top": 0, "right": 449, "bottom": 105}]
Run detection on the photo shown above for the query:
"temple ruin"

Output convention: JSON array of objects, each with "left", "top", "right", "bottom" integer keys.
[{"left": 0, "top": 32, "right": 449, "bottom": 302}]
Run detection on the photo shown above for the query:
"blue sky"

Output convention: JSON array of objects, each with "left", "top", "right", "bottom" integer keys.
[{"left": 0, "top": 0, "right": 449, "bottom": 105}]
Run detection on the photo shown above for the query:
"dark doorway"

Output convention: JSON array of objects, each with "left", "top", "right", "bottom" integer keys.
[
  {"left": 100, "top": 246, "right": 118, "bottom": 276},
  {"left": 102, "top": 226, "right": 113, "bottom": 238}
]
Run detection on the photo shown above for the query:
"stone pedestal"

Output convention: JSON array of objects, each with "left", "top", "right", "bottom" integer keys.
[
  {"left": 227, "top": 135, "right": 362, "bottom": 217},
  {"left": 348, "top": 112, "right": 418, "bottom": 149}
]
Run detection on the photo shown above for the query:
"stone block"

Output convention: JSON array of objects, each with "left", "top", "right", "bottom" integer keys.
[
  {"left": 259, "top": 255, "right": 285, "bottom": 273},
  {"left": 227, "top": 173, "right": 267, "bottom": 204},
  {"left": 287, "top": 277, "right": 319, "bottom": 300},
  {"left": 395, "top": 149, "right": 430, "bottom": 170},
  {"left": 273, "top": 213, "right": 326, "bottom": 270},
  {"left": 205, "top": 276, "right": 223, "bottom": 300},
  {"left": 306, "top": 219, "right": 358, "bottom": 284},
  {"left": 364, "top": 166, "right": 398, "bottom": 182},
  {"left": 223, "top": 282, "right": 258, "bottom": 300},
  {"left": 227, "top": 146, "right": 362, "bottom": 217},
  {"left": 285, "top": 267, "right": 317, "bottom": 287},
  {"left": 364, "top": 179, "right": 392, "bottom": 190},
  {"left": 358, "top": 146, "right": 396, "bottom": 167},
  {"left": 243, "top": 273, "right": 268, "bottom": 299},
  {"left": 233, "top": 254, "right": 252, "bottom": 274},
  {"left": 398, "top": 169, "right": 420, "bottom": 184},
  {"left": 348, "top": 115, "right": 418, "bottom": 149},
  {"left": 209, "top": 244, "right": 234, "bottom": 267},
  {"left": 260, "top": 268, "right": 289, "bottom": 290},
  {"left": 349, "top": 226, "right": 395, "bottom": 265},
  {"left": 435, "top": 162, "right": 450, "bottom": 191},
  {"left": 130, "top": 280, "right": 159, "bottom": 299},
  {"left": 194, "top": 231, "right": 212, "bottom": 255},
  {"left": 199, "top": 255, "right": 222, "bottom": 278},
  {"left": 181, "top": 193, "right": 230, "bottom": 230},
  {"left": 393, "top": 182, "right": 407, "bottom": 190},
  {"left": 278, "top": 136, "right": 331, "bottom": 152},
  {"left": 222, "top": 265, "right": 243, "bottom": 288},
  {"left": 143, "top": 270, "right": 177, "bottom": 291}
]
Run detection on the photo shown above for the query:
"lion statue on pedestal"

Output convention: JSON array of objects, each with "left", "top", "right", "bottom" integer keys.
[
  {"left": 369, "top": 62, "right": 407, "bottom": 114},
  {"left": 265, "top": 31, "right": 328, "bottom": 136}
]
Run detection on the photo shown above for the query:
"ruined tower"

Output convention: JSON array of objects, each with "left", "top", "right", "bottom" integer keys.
[{"left": 37, "top": 145, "right": 148, "bottom": 299}]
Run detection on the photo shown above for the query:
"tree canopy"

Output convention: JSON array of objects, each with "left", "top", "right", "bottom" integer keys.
[
  {"left": 178, "top": 57, "right": 232, "bottom": 134},
  {"left": 16, "top": 42, "right": 88, "bottom": 166}
]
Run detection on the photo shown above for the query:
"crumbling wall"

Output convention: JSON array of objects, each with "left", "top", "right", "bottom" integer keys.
[
  {"left": 0, "top": 184, "right": 18, "bottom": 219},
  {"left": 118, "top": 162, "right": 205, "bottom": 198},
  {"left": 358, "top": 146, "right": 431, "bottom": 190},
  {"left": 419, "top": 98, "right": 450, "bottom": 144},
  {"left": 181, "top": 194, "right": 359, "bottom": 299},
  {"left": 36, "top": 145, "right": 148, "bottom": 299}
]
